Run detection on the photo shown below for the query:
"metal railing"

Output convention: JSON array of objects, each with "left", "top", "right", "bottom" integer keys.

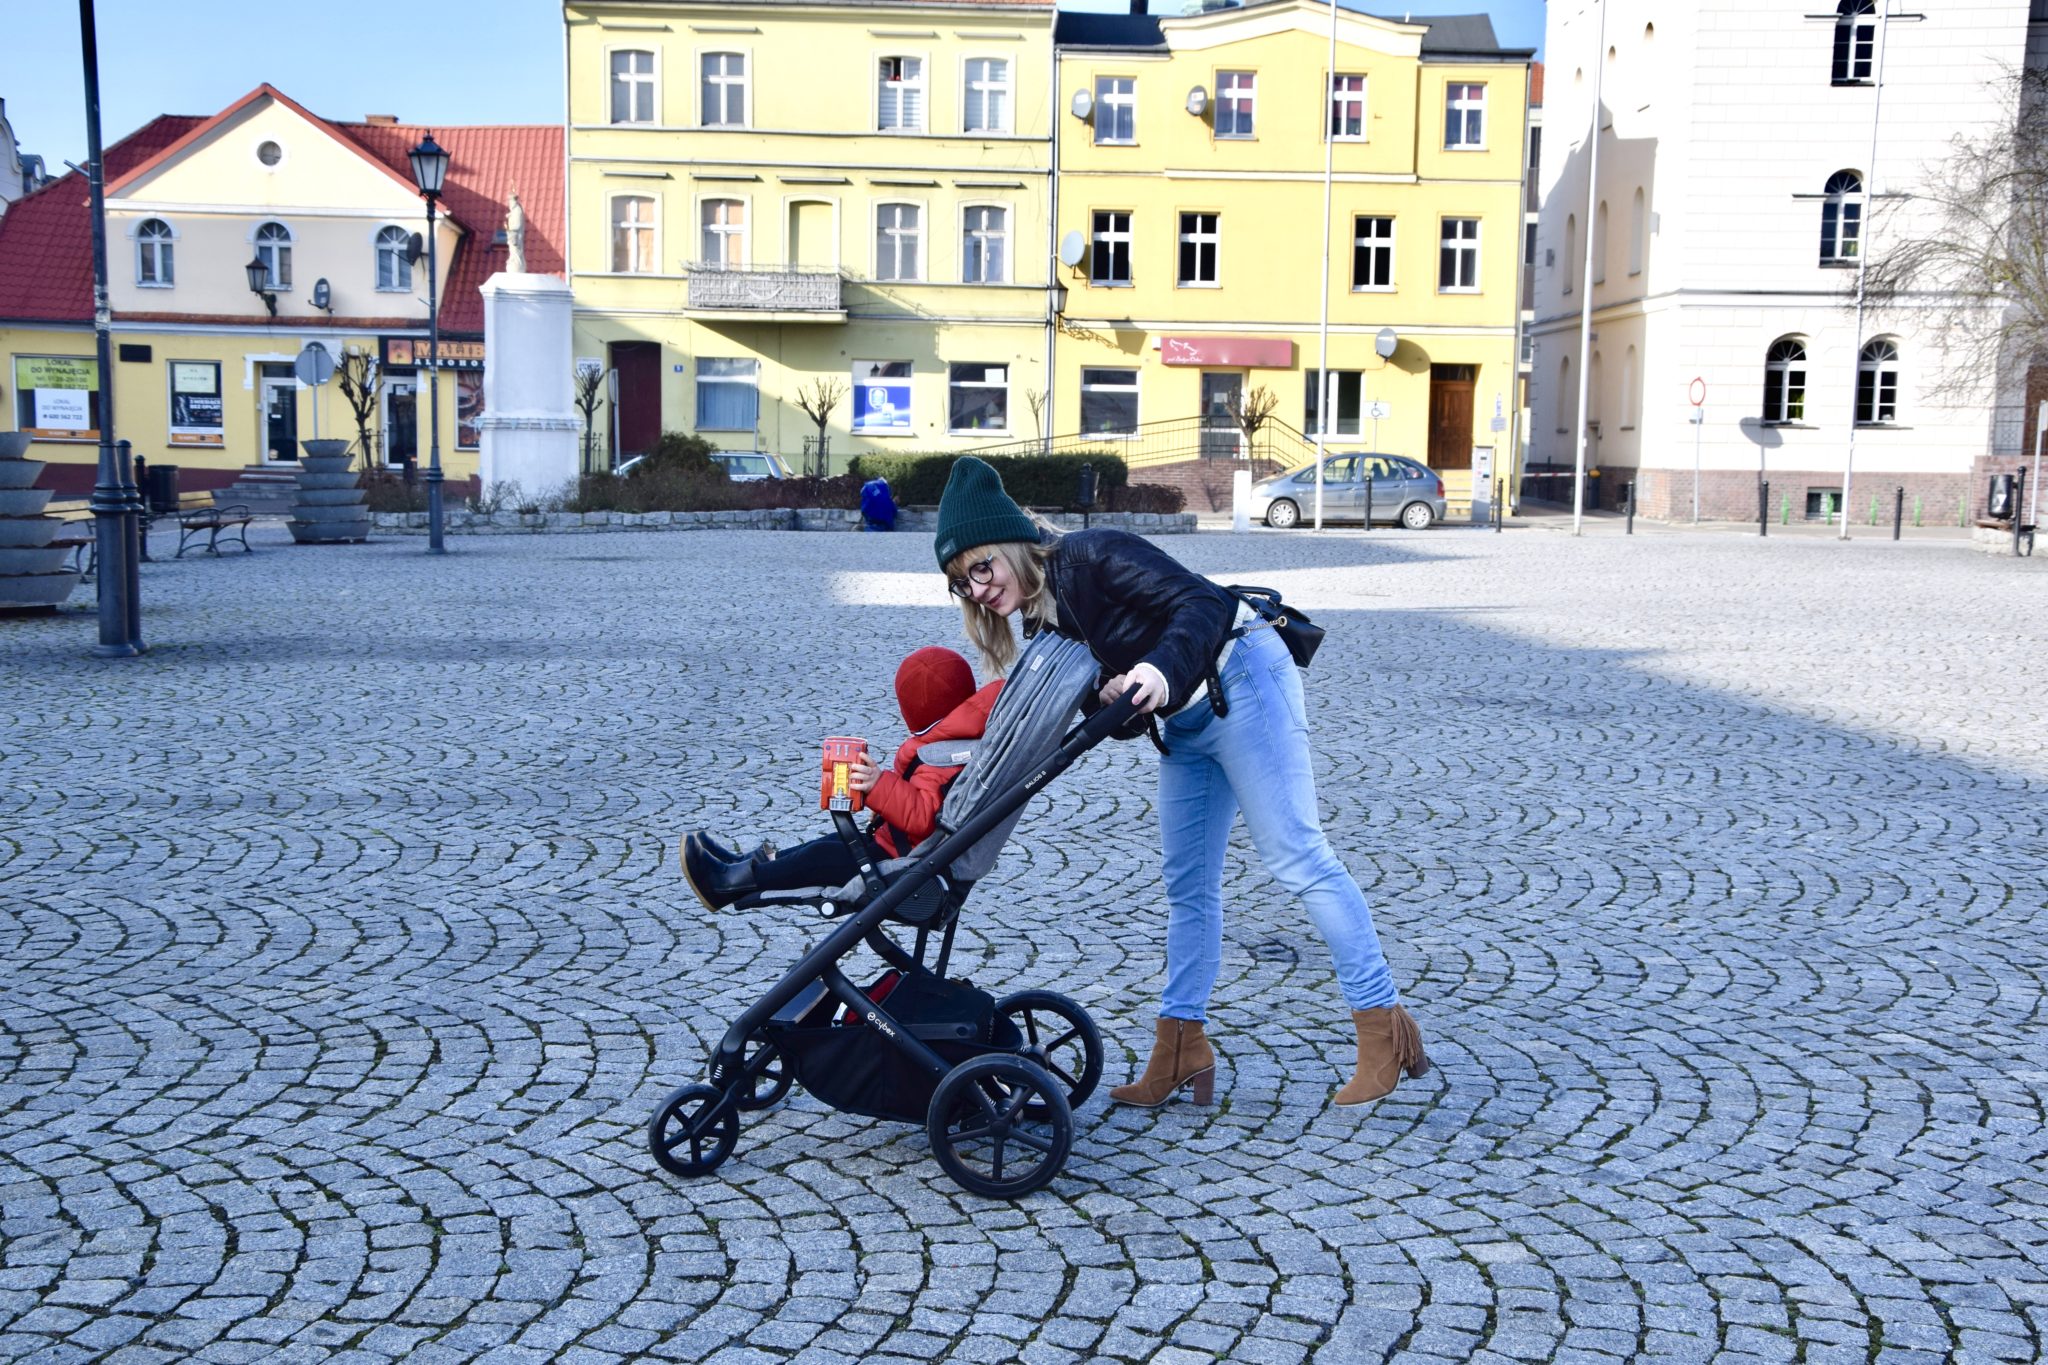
[
  {"left": 687, "top": 262, "right": 842, "bottom": 313},
  {"left": 967, "top": 415, "right": 1327, "bottom": 471}
]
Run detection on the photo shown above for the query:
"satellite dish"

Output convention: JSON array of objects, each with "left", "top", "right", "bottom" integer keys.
[
  {"left": 1375, "top": 327, "right": 1398, "bottom": 360},
  {"left": 1070, "top": 88, "right": 1094, "bottom": 121},
  {"left": 1058, "top": 230, "right": 1086, "bottom": 268},
  {"left": 1186, "top": 85, "right": 1209, "bottom": 116},
  {"left": 311, "top": 278, "right": 332, "bottom": 312},
  {"left": 406, "top": 232, "right": 426, "bottom": 266}
]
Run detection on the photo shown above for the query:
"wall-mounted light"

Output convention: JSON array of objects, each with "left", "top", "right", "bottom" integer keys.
[
  {"left": 312, "top": 278, "right": 332, "bottom": 313},
  {"left": 1185, "top": 85, "right": 1209, "bottom": 117},
  {"left": 1070, "top": 88, "right": 1094, "bottom": 121},
  {"left": 1050, "top": 280, "right": 1069, "bottom": 316},
  {"left": 245, "top": 255, "right": 277, "bottom": 316}
]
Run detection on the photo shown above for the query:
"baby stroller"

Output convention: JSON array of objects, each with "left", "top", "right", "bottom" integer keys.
[{"left": 648, "top": 632, "right": 1141, "bottom": 1198}]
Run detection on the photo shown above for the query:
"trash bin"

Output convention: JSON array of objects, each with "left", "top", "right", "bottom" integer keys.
[
  {"left": 1988, "top": 472, "right": 2017, "bottom": 520},
  {"left": 145, "top": 464, "right": 180, "bottom": 515}
]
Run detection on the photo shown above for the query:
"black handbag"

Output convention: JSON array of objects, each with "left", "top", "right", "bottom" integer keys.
[{"left": 1226, "top": 585, "right": 1325, "bottom": 670}]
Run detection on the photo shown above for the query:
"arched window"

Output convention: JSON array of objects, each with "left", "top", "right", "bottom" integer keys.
[
  {"left": 1857, "top": 338, "right": 1899, "bottom": 424},
  {"left": 1593, "top": 200, "right": 1608, "bottom": 284},
  {"left": 1589, "top": 350, "right": 1603, "bottom": 423},
  {"left": 375, "top": 225, "right": 412, "bottom": 291},
  {"left": 1628, "top": 187, "right": 1646, "bottom": 275},
  {"left": 1763, "top": 338, "right": 1807, "bottom": 423},
  {"left": 1821, "top": 171, "right": 1863, "bottom": 264},
  {"left": 1833, "top": 1, "right": 1876, "bottom": 84},
  {"left": 1557, "top": 354, "right": 1574, "bottom": 434},
  {"left": 254, "top": 221, "right": 292, "bottom": 290},
  {"left": 136, "top": 218, "right": 174, "bottom": 286},
  {"left": 1563, "top": 213, "right": 1576, "bottom": 294},
  {"left": 1622, "top": 344, "right": 1639, "bottom": 427}
]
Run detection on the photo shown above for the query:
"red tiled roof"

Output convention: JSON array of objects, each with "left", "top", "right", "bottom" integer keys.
[{"left": 0, "top": 94, "right": 563, "bottom": 336}]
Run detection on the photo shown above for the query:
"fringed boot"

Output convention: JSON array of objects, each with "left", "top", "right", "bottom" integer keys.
[{"left": 1334, "top": 1005, "right": 1430, "bottom": 1106}]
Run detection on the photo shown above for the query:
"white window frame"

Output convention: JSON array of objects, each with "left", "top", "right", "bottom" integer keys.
[
  {"left": 1444, "top": 82, "right": 1487, "bottom": 149},
  {"left": 1763, "top": 337, "right": 1808, "bottom": 424},
  {"left": 373, "top": 223, "right": 412, "bottom": 292},
  {"left": 251, "top": 220, "right": 293, "bottom": 291},
  {"left": 1177, "top": 211, "right": 1219, "bottom": 288},
  {"left": 695, "top": 357, "right": 760, "bottom": 432},
  {"left": 874, "top": 200, "right": 925, "bottom": 282},
  {"left": 1304, "top": 369, "right": 1363, "bottom": 438},
  {"left": 608, "top": 47, "right": 660, "bottom": 125},
  {"left": 1438, "top": 217, "right": 1480, "bottom": 293},
  {"left": 1833, "top": 0, "right": 1877, "bottom": 84},
  {"left": 947, "top": 362, "right": 1010, "bottom": 434},
  {"left": 1329, "top": 73, "right": 1367, "bottom": 141},
  {"left": 1079, "top": 367, "right": 1140, "bottom": 436},
  {"left": 1090, "top": 209, "right": 1133, "bottom": 286},
  {"left": 1856, "top": 337, "right": 1900, "bottom": 425},
  {"left": 699, "top": 50, "right": 750, "bottom": 129},
  {"left": 609, "top": 194, "right": 660, "bottom": 274},
  {"left": 1820, "top": 170, "right": 1864, "bottom": 265},
  {"left": 1216, "top": 70, "right": 1255, "bottom": 139},
  {"left": 1352, "top": 215, "right": 1394, "bottom": 291},
  {"left": 962, "top": 56, "right": 1013, "bottom": 134},
  {"left": 876, "top": 54, "right": 928, "bottom": 133},
  {"left": 1095, "top": 76, "right": 1137, "bottom": 146},
  {"left": 134, "top": 217, "right": 176, "bottom": 288},
  {"left": 698, "top": 196, "right": 748, "bottom": 268},
  {"left": 961, "top": 203, "right": 1009, "bottom": 285}
]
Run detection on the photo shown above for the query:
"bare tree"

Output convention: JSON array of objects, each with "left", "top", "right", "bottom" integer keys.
[
  {"left": 335, "top": 346, "right": 381, "bottom": 473},
  {"left": 1025, "top": 387, "right": 1048, "bottom": 446},
  {"left": 793, "top": 376, "right": 846, "bottom": 475},
  {"left": 1226, "top": 385, "right": 1279, "bottom": 456},
  {"left": 1860, "top": 64, "right": 2048, "bottom": 402},
  {"left": 574, "top": 363, "right": 608, "bottom": 473}
]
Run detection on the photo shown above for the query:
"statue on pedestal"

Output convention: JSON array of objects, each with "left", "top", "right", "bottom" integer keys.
[{"left": 505, "top": 188, "right": 527, "bottom": 274}]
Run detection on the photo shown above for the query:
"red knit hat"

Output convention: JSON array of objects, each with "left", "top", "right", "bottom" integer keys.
[{"left": 896, "top": 646, "right": 976, "bottom": 734}]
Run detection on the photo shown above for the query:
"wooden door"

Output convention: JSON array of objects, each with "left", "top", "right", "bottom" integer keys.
[
  {"left": 1427, "top": 364, "right": 1475, "bottom": 471},
  {"left": 609, "top": 341, "right": 662, "bottom": 458}
]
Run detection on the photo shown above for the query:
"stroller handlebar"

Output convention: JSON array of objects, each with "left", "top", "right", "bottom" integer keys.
[{"left": 1069, "top": 683, "right": 1145, "bottom": 750}]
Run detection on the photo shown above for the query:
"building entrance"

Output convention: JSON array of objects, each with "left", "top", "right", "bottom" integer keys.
[
  {"left": 259, "top": 364, "right": 299, "bottom": 462},
  {"left": 1428, "top": 364, "right": 1476, "bottom": 471},
  {"left": 1200, "top": 372, "right": 1243, "bottom": 459}
]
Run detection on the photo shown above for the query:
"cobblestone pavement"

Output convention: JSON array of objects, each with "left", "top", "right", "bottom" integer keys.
[{"left": 3, "top": 524, "right": 2045, "bottom": 1365}]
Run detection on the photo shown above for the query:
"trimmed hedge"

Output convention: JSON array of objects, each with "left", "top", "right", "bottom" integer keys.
[{"left": 847, "top": 452, "right": 1129, "bottom": 507}]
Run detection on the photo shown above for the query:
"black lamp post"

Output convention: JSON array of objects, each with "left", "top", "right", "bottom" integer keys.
[
  {"left": 245, "top": 255, "right": 276, "bottom": 316},
  {"left": 408, "top": 132, "right": 450, "bottom": 554}
]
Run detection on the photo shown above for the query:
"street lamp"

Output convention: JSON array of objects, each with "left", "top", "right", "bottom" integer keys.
[
  {"left": 245, "top": 255, "right": 276, "bottom": 316},
  {"left": 408, "top": 132, "right": 450, "bottom": 554}
]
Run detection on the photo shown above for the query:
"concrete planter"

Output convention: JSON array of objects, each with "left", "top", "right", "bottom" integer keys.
[
  {"left": 0, "top": 488, "right": 54, "bottom": 518},
  {"left": 289, "top": 439, "right": 370, "bottom": 544},
  {"left": 0, "top": 517, "right": 60, "bottom": 549},
  {"left": 0, "top": 460, "right": 40, "bottom": 490},
  {"left": 0, "top": 431, "right": 82, "bottom": 613}
]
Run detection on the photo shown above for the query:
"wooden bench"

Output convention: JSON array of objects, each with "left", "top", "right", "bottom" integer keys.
[
  {"left": 48, "top": 502, "right": 95, "bottom": 576},
  {"left": 175, "top": 502, "right": 252, "bottom": 558}
]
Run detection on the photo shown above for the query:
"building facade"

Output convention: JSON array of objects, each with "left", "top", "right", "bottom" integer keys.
[
  {"left": 0, "top": 97, "right": 51, "bottom": 221},
  {"left": 1531, "top": 0, "right": 2044, "bottom": 522},
  {"left": 0, "top": 85, "right": 559, "bottom": 494},
  {"left": 563, "top": 0, "right": 1058, "bottom": 470}
]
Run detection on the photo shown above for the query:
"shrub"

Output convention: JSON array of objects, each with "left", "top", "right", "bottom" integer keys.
[
  {"left": 629, "top": 430, "right": 721, "bottom": 478},
  {"left": 1106, "top": 482, "right": 1185, "bottom": 514},
  {"left": 847, "top": 452, "right": 1129, "bottom": 507},
  {"left": 362, "top": 472, "right": 428, "bottom": 513},
  {"left": 565, "top": 469, "right": 861, "bottom": 514}
]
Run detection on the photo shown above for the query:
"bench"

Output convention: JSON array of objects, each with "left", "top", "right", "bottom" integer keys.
[{"left": 176, "top": 503, "right": 252, "bottom": 558}]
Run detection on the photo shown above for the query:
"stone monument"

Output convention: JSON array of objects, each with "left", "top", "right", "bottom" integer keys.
[
  {"left": 0, "top": 431, "right": 84, "bottom": 611},
  {"left": 289, "top": 438, "right": 370, "bottom": 542},
  {"left": 476, "top": 189, "right": 580, "bottom": 499}
]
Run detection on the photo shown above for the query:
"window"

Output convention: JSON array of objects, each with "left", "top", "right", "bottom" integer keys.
[
  {"left": 1080, "top": 367, "right": 1139, "bottom": 434},
  {"left": 701, "top": 199, "right": 745, "bottom": 266},
  {"left": 254, "top": 221, "right": 292, "bottom": 290},
  {"left": 1217, "top": 71, "right": 1255, "bottom": 138},
  {"left": 696, "top": 357, "right": 758, "bottom": 430},
  {"left": 1629, "top": 187, "right": 1645, "bottom": 275},
  {"left": 878, "top": 56, "right": 925, "bottom": 131},
  {"left": 1523, "top": 220, "right": 1537, "bottom": 268},
  {"left": 1303, "top": 369, "right": 1362, "bottom": 437},
  {"left": 256, "top": 140, "right": 283, "bottom": 168},
  {"left": 1178, "top": 212, "right": 1219, "bottom": 286},
  {"left": 875, "top": 202, "right": 923, "bottom": 281},
  {"left": 1557, "top": 354, "right": 1573, "bottom": 433},
  {"left": 1593, "top": 201, "right": 1608, "bottom": 284},
  {"left": 1528, "top": 125, "right": 1542, "bottom": 175},
  {"left": 1763, "top": 338, "right": 1807, "bottom": 423},
  {"left": 962, "top": 206, "right": 1007, "bottom": 284},
  {"left": 965, "top": 58, "right": 1011, "bottom": 133},
  {"left": 1445, "top": 82, "right": 1486, "bottom": 148},
  {"left": 852, "top": 360, "right": 912, "bottom": 433},
  {"left": 1833, "top": 0, "right": 1876, "bottom": 84},
  {"left": 1353, "top": 215, "right": 1393, "bottom": 290},
  {"left": 1329, "top": 74, "right": 1366, "bottom": 140},
  {"left": 136, "top": 218, "right": 174, "bottom": 287},
  {"left": 1563, "top": 214, "right": 1576, "bottom": 294},
  {"left": 1439, "top": 218, "right": 1480, "bottom": 292},
  {"left": 701, "top": 52, "right": 747, "bottom": 127},
  {"left": 1091, "top": 210, "right": 1132, "bottom": 286},
  {"left": 1821, "top": 170, "right": 1863, "bottom": 264},
  {"left": 373, "top": 225, "right": 411, "bottom": 291},
  {"left": 611, "top": 49, "right": 657, "bottom": 124},
  {"left": 1621, "top": 345, "right": 1639, "bottom": 427},
  {"left": 949, "top": 363, "right": 1009, "bottom": 432},
  {"left": 1095, "top": 77, "right": 1136, "bottom": 144},
  {"left": 612, "top": 197, "right": 656, "bottom": 273},
  {"left": 167, "top": 360, "right": 222, "bottom": 446},
  {"left": 1857, "top": 338, "right": 1899, "bottom": 424}
]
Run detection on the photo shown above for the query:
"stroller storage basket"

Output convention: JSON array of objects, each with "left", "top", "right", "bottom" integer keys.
[{"left": 765, "top": 970, "right": 1023, "bottom": 1125}]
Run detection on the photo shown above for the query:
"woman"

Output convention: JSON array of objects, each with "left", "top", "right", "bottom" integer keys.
[{"left": 933, "top": 457, "right": 1429, "bottom": 1109}]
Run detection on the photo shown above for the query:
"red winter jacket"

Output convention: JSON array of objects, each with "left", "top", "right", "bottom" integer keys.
[{"left": 866, "top": 680, "right": 1003, "bottom": 858}]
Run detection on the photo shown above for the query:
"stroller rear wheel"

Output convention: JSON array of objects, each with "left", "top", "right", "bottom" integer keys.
[
  {"left": 649, "top": 1083, "right": 740, "bottom": 1177},
  {"left": 994, "top": 990, "right": 1103, "bottom": 1116},
  {"left": 927, "top": 1055, "right": 1072, "bottom": 1199},
  {"left": 730, "top": 1035, "right": 793, "bottom": 1112}
]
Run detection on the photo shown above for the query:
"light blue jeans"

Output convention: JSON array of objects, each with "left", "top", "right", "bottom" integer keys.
[{"left": 1155, "top": 623, "right": 1399, "bottom": 1020}]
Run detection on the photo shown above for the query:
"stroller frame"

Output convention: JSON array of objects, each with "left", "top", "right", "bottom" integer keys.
[{"left": 649, "top": 688, "right": 1141, "bottom": 1199}]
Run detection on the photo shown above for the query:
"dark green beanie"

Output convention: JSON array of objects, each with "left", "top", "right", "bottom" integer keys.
[{"left": 934, "top": 457, "right": 1038, "bottom": 568}]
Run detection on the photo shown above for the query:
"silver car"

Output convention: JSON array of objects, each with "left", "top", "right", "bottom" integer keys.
[
  {"left": 712, "top": 450, "right": 795, "bottom": 481},
  {"left": 1250, "top": 453, "right": 1447, "bottom": 530}
]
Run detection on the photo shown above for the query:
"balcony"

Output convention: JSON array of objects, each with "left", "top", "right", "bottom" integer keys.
[{"left": 686, "top": 264, "right": 846, "bottom": 322}]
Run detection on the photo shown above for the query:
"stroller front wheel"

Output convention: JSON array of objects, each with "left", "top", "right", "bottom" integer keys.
[
  {"left": 726, "top": 1035, "right": 793, "bottom": 1112},
  {"left": 994, "top": 990, "right": 1103, "bottom": 1116},
  {"left": 649, "top": 1083, "right": 740, "bottom": 1177},
  {"left": 927, "top": 1055, "right": 1072, "bottom": 1199}
]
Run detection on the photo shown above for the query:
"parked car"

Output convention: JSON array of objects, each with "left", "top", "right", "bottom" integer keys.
[
  {"left": 712, "top": 451, "right": 794, "bottom": 482},
  {"left": 1250, "top": 453, "right": 1446, "bottom": 530}
]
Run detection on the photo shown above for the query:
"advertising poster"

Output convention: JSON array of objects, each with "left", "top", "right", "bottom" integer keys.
[
  {"left": 169, "top": 361, "right": 225, "bottom": 446},
  {"left": 851, "top": 360, "right": 912, "bottom": 434},
  {"left": 13, "top": 356, "right": 100, "bottom": 440},
  {"left": 457, "top": 372, "right": 483, "bottom": 450}
]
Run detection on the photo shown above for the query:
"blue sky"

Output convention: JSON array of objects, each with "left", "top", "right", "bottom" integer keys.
[{"left": 4, "top": 0, "right": 1545, "bottom": 169}]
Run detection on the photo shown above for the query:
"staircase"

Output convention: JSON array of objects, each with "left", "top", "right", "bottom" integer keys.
[{"left": 209, "top": 465, "right": 301, "bottom": 516}]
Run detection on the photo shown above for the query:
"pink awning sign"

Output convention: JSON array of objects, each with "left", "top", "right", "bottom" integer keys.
[{"left": 1159, "top": 336, "right": 1295, "bottom": 368}]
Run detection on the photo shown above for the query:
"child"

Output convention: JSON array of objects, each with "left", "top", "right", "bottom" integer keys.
[{"left": 683, "top": 646, "right": 1001, "bottom": 909}]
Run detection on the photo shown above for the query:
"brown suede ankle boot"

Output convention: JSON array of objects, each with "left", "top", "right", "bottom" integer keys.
[
  {"left": 1108, "top": 1017, "right": 1216, "bottom": 1107},
  {"left": 1334, "top": 1005, "right": 1430, "bottom": 1107}
]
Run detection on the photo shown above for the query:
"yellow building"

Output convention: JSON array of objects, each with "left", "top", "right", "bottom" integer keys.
[
  {"left": 563, "top": 0, "right": 1057, "bottom": 470},
  {"left": 1049, "top": 2, "right": 1530, "bottom": 509},
  {"left": 0, "top": 85, "right": 559, "bottom": 497}
]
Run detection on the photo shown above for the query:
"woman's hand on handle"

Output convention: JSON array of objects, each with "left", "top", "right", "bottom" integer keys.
[{"left": 1099, "top": 663, "right": 1169, "bottom": 714}]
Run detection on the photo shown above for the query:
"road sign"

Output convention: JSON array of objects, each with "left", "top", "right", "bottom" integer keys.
[
  {"left": 1688, "top": 376, "right": 1707, "bottom": 406},
  {"left": 294, "top": 342, "right": 335, "bottom": 388},
  {"left": 1365, "top": 400, "right": 1391, "bottom": 421}
]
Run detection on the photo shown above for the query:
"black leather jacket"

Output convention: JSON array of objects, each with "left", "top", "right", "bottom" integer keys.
[{"left": 1040, "top": 528, "right": 1238, "bottom": 715}]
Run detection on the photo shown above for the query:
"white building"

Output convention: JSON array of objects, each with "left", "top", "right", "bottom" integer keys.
[
  {"left": 0, "top": 98, "right": 50, "bottom": 221},
  {"left": 1531, "top": 0, "right": 2045, "bottom": 523}
]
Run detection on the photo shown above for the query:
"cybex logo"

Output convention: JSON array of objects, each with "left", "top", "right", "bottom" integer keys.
[{"left": 865, "top": 1010, "right": 897, "bottom": 1039}]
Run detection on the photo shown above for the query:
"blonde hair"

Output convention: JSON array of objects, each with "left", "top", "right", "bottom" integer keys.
[{"left": 948, "top": 522, "right": 1060, "bottom": 675}]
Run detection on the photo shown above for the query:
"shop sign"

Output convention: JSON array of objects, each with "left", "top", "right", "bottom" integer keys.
[
  {"left": 12, "top": 355, "right": 100, "bottom": 440},
  {"left": 852, "top": 360, "right": 912, "bottom": 434},
  {"left": 168, "top": 360, "right": 225, "bottom": 446},
  {"left": 381, "top": 337, "right": 486, "bottom": 369},
  {"left": 1160, "top": 336, "right": 1295, "bottom": 368}
]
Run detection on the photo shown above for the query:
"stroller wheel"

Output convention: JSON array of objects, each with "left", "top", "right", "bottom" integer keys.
[
  {"left": 733, "top": 1037, "right": 792, "bottom": 1113},
  {"left": 994, "top": 990, "right": 1103, "bottom": 1116},
  {"left": 927, "top": 1055, "right": 1072, "bottom": 1200},
  {"left": 648, "top": 1083, "right": 740, "bottom": 1178}
]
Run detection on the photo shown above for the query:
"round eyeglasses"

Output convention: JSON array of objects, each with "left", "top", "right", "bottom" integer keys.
[{"left": 947, "top": 555, "right": 996, "bottom": 599}]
